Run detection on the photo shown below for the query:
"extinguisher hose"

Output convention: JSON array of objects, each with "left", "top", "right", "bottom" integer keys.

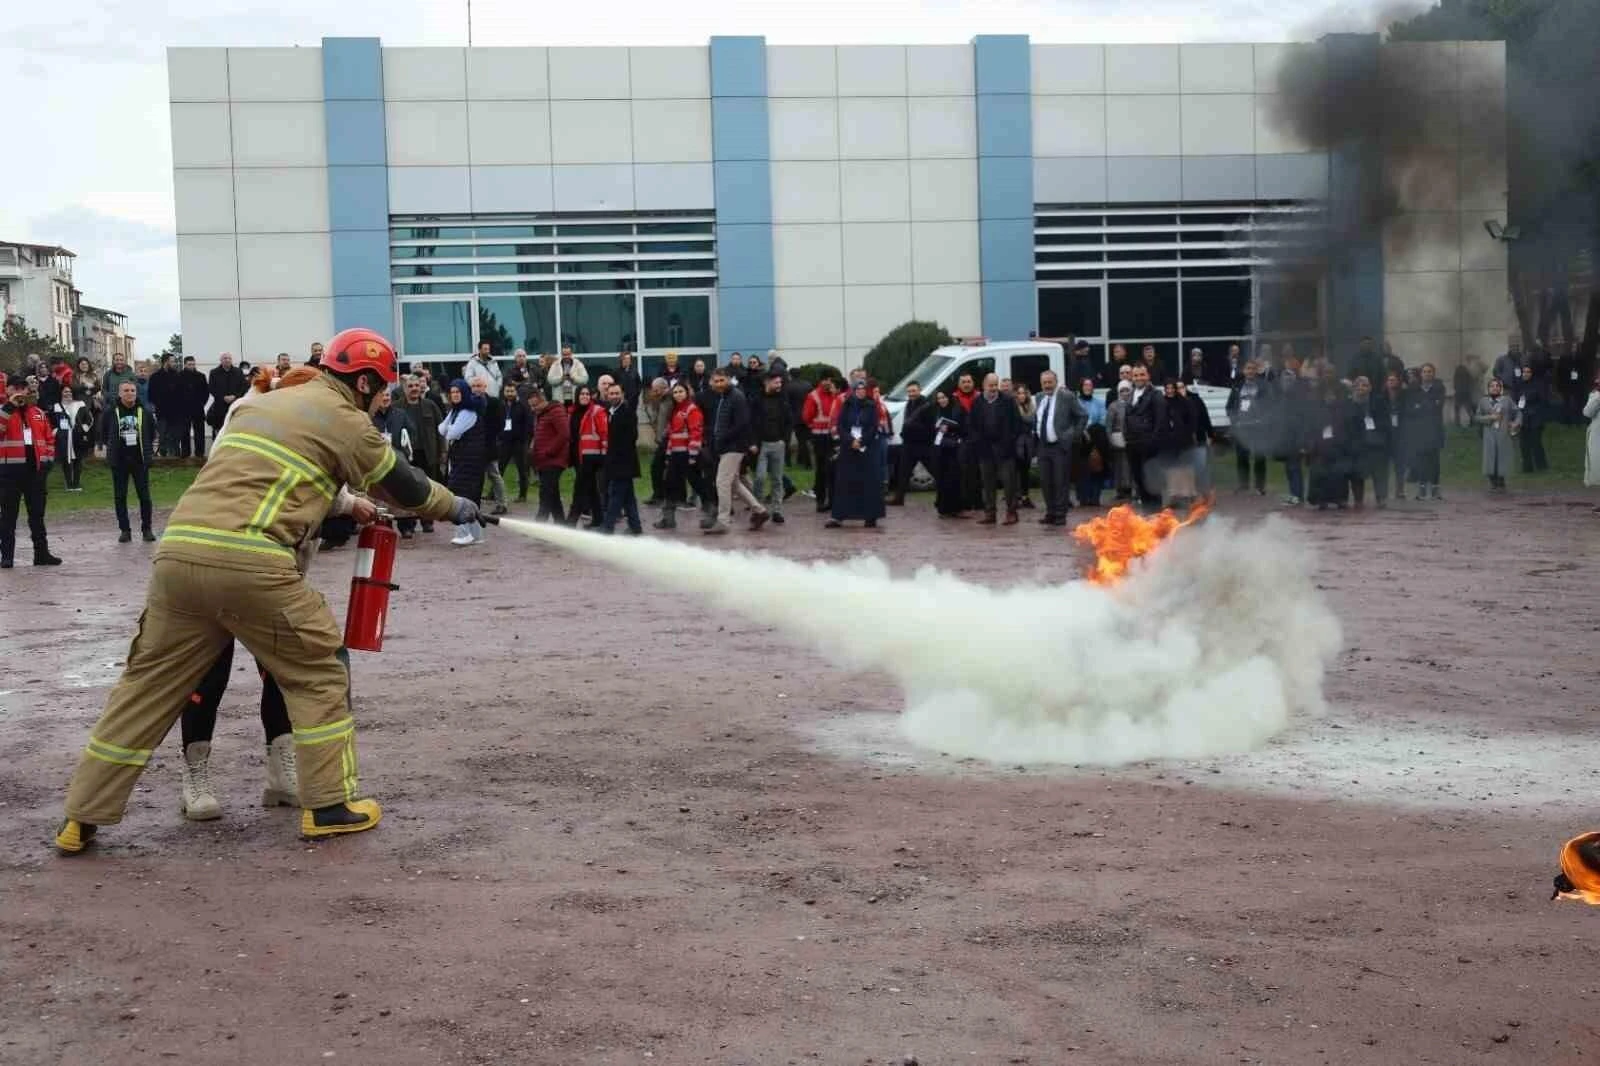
[{"left": 351, "top": 577, "right": 401, "bottom": 592}]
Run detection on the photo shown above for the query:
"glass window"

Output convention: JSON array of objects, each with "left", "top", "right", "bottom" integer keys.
[
  {"left": 638, "top": 258, "right": 715, "bottom": 273},
  {"left": 393, "top": 263, "right": 475, "bottom": 278},
  {"left": 479, "top": 295, "right": 557, "bottom": 354},
  {"left": 559, "top": 260, "right": 634, "bottom": 275},
  {"left": 558, "top": 242, "right": 633, "bottom": 256},
  {"left": 1009, "top": 354, "right": 1052, "bottom": 393},
  {"left": 556, "top": 224, "right": 632, "bottom": 236},
  {"left": 1037, "top": 286, "right": 1103, "bottom": 338},
  {"left": 475, "top": 224, "right": 553, "bottom": 238},
  {"left": 643, "top": 294, "right": 711, "bottom": 349},
  {"left": 392, "top": 226, "right": 474, "bottom": 240},
  {"left": 1181, "top": 280, "right": 1251, "bottom": 337},
  {"left": 474, "top": 245, "right": 519, "bottom": 257},
  {"left": 1258, "top": 279, "right": 1320, "bottom": 333},
  {"left": 559, "top": 279, "right": 634, "bottom": 291},
  {"left": 639, "top": 221, "right": 714, "bottom": 235},
  {"left": 948, "top": 357, "right": 995, "bottom": 392},
  {"left": 400, "top": 300, "right": 473, "bottom": 356},
  {"left": 638, "top": 276, "right": 711, "bottom": 290},
  {"left": 1108, "top": 281, "right": 1178, "bottom": 338},
  {"left": 559, "top": 293, "right": 637, "bottom": 353},
  {"left": 637, "top": 240, "right": 715, "bottom": 254}
]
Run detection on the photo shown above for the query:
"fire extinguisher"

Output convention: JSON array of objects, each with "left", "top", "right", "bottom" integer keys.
[{"left": 344, "top": 515, "right": 400, "bottom": 653}]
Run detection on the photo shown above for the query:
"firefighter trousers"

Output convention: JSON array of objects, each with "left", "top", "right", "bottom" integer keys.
[{"left": 64, "top": 558, "right": 361, "bottom": 825}]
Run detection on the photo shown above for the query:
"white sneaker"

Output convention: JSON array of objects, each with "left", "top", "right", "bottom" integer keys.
[
  {"left": 180, "top": 741, "right": 222, "bottom": 821},
  {"left": 1281, "top": 495, "right": 1302, "bottom": 507},
  {"left": 262, "top": 734, "right": 298, "bottom": 807},
  {"left": 469, "top": 520, "right": 486, "bottom": 544},
  {"left": 450, "top": 528, "right": 472, "bottom": 546}
]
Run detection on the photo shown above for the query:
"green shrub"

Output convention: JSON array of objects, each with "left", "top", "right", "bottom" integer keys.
[
  {"left": 788, "top": 361, "right": 845, "bottom": 386},
  {"left": 861, "top": 320, "right": 954, "bottom": 389}
]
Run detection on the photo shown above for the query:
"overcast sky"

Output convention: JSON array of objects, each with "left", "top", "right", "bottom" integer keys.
[{"left": 3, "top": 0, "right": 1386, "bottom": 353}]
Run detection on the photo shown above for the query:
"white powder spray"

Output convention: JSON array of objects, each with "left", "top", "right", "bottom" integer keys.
[{"left": 503, "top": 514, "right": 1342, "bottom": 768}]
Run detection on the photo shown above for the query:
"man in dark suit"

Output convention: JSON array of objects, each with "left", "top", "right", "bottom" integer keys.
[
  {"left": 1124, "top": 364, "right": 1166, "bottom": 510},
  {"left": 1033, "top": 370, "right": 1088, "bottom": 526},
  {"left": 600, "top": 380, "right": 642, "bottom": 535},
  {"left": 177, "top": 356, "right": 211, "bottom": 458},
  {"left": 968, "top": 372, "right": 1024, "bottom": 525},
  {"left": 206, "top": 353, "right": 247, "bottom": 445}
]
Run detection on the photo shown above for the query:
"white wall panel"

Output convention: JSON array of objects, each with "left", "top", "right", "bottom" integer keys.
[
  {"left": 1384, "top": 272, "right": 1460, "bottom": 333},
  {"left": 169, "top": 48, "right": 229, "bottom": 102},
  {"left": 771, "top": 161, "right": 842, "bottom": 223},
  {"left": 775, "top": 285, "right": 845, "bottom": 348},
  {"left": 773, "top": 224, "right": 844, "bottom": 287},
  {"left": 552, "top": 164, "right": 635, "bottom": 211},
  {"left": 837, "top": 45, "right": 907, "bottom": 96},
  {"left": 1382, "top": 212, "right": 1460, "bottom": 273},
  {"left": 629, "top": 46, "right": 710, "bottom": 98},
  {"left": 1180, "top": 94, "right": 1255, "bottom": 155},
  {"left": 1460, "top": 270, "right": 1510, "bottom": 330},
  {"left": 910, "top": 221, "right": 980, "bottom": 284},
  {"left": 1104, "top": 45, "right": 1180, "bottom": 93},
  {"left": 550, "top": 100, "right": 633, "bottom": 164},
  {"left": 177, "top": 235, "right": 239, "bottom": 300},
  {"left": 841, "top": 160, "right": 911, "bottom": 222},
  {"left": 1390, "top": 153, "right": 1458, "bottom": 211},
  {"left": 1459, "top": 212, "right": 1506, "bottom": 272},
  {"left": 631, "top": 99, "right": 713, "bottom": 163},
  {"left": 842, "top": 223, "right": 912, "bottom": 285},
  {"left": 1254, "top": 43, "right": 1320, "bottom": 94},
  {"left": 466, "top": 48, "right": 549, "bottom": 99},
  {"left": 909, "top": 158, "right": 977, "bottom": 221},
  {"left": 470, "top": 166, "right": 555, "bottom": 213},
  {"left": 383, "top": 47, "right": 466, "bottom": 100},
  {"left": 908, "top": 97, "right": 977, "bottom": 158},
  {"left": 385, "top": 101, "right": 469, "bottom": 166},
  {"left": 1033, "top": 95, "right": 1107, "bottom": 157},
  {"left": 844, "top": 284, "right": 913, "bottom": 347},
  {"left": 1032, "top": 44, "right": 1105, "bottom": 94},
  {"left": 1105, "top": 96, "right": 1181, "bottom": 156},
  {"left": 240, "top": 298, "right": 334, "bottom": 358},
  {"left": 913, "top": 282, "right": 982, "bottom": 334},
  {"left": 767, "top": 46, "right": 837, "bottom": 97},
  {"left": 227, "top": 47, "right": 323, "bottom": 101},
  {"left": 839, "top": 97, "right": 909, "bottom": 159},
  {"left": 769, "top": 98, "right": 839, "bottom": 160},
  {"left": 467, "top": 101, "right": 551, "bottom": 165},
  {"left": 231, "top": 102, "right": 327, "bottom": 167},
  {"left": 173, "top": 169, "right": 236, "bottom": 234},
  {"left": 632, "top": 163, "right": 714, "bottom": 210},
  {"left": 237, "top": 234, "right": 332, "bottom": 299},
  {"left": 388, "top": 166, "right": 472, "bottom": 214},
  {"left": 171, "top": 103, "right": 233, "bottom": 168},
  {"left": 1179, "top": 44, "right": 1255, "bottom": 93},
  {"left": 1458, "top": 148, "right": 1507, "bottom": 211},
  {"left": 234, "top": 168, "right": 329, "bottom": 233},
  {"left": 181, "top": 299, "right": 242, "bottom": 360},
  {"left": 907, "top": 45, "right": 973, "bottom": 95},
  {"left": 1254, "top": 96, "right": 1312, "bottom": 155},
  {"left": 548, "top": 47, "right": 631, "bottom": 99}
]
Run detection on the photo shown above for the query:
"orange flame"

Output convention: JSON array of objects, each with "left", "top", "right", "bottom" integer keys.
[
  {"left": 1554, "top": 832, "right": 1600, "bottom": 905},
  {"left": 1071, "top": 499, "right": 1212, "bottom": 586}
]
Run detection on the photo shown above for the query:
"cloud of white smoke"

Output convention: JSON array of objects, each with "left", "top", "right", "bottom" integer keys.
[{"left": 503, "top": 514, "right": 1342, "bottom": 767}]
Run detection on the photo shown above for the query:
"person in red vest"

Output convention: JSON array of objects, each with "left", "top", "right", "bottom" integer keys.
[
  {"left": 800, "top": 377, "right": 841, "bottom": 512},
  {"left": 655, "top": 381, "right": 707, "bottom": 530},
  {"left": 0, "top": 374, "right": 61, "bottom": 568},
  {"left": 569, "top": 386, "right": 609, "bottom": 528}
]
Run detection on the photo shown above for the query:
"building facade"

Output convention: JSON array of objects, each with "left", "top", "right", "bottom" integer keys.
[
  {"left": 168, "top": 36, "right": 1508, "bottom": 377},
  {"left": 75, "top": 304, "right": 136, "bottom": 365},
  {"left": 0, "top": 241, "right": 79, "bottom": 351}
]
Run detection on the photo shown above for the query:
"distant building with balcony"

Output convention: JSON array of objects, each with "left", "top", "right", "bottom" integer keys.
[
  {"left": 0, "top": 241, "right": 78, "bottom": 351},
  {"left": 75, "top": 303, "right": 136, "bottom": 365}
]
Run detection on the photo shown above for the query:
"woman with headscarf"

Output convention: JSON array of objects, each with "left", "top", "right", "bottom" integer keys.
[
  {"left": 930, "top": 390, "right": 966, "bottom": 518},
  {"left": 1074, "top": 376, "right": 1109, "bottom": 508},
  {"left": 826, "top": 378, "right": 886, "bottom": 529},
  {"left": 51, "top": 384, "right": 95, "bottom": 492},
  {"left": 1475, "top": 376, "right": 1520, "bottom": 492},
  {"left": 439, "top": 378, "right": 488, "bottom": 545},
  {"left": 567, "top": 385, "right": 608, "bottom": 528},
  {"left": 1158, "top": 380, "right": 1197, "bottom": 506},
  {"left": 1107, "top": 379, "right": 1133, "bottom": 502}
]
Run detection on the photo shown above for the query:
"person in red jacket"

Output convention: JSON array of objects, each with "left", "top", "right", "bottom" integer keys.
[
  {"left": 0, "top": 375, "right": 61, "bottom": 568},
  {"left": 569, "top": 387, "right": 609, "bottom": 527},
  {"left": 655, "top": 382, "right": 707, "bottom": 530},
  {"left": 527, "top": 389, "right": 570, "bottom": 522},
  {"left": 801, "top": 377, "right": 841, "bottom": 512}
]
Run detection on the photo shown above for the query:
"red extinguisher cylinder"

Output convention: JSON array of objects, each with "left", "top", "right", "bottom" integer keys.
[{"left": 344, "top": 519, "right": 400, "bottom": 652}]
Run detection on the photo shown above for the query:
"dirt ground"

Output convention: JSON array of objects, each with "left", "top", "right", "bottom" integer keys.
[{"left": 3, "top": 487, "right": 1600, "bottom": 1066}]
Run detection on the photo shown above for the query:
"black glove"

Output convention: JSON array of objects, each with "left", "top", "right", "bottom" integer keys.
[{"left": 449, "top": 496, "right": 481, "bottom": 525}]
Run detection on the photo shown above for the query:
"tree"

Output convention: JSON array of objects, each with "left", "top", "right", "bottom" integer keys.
[
  {"left": 861, "top": 321, "right": 954, "bottom": 390},
  {"left": 0, "top": 316, "right": 73, "bottom": 378},
  {"left": 164, "top": 333, "right": 183, "bottom": 357},
  {"left": 789, "top": 361, "right": 845, "bottom": 387}
]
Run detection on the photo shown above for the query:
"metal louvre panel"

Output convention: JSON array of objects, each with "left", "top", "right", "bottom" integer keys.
[{"left": 1035, "top": 201, "right": 1323, "bottom": 278}]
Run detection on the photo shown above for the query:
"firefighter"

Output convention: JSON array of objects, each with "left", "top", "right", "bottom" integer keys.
[
  {"left": 1, "top": 373, "right": 62, "bottom": 569},
  {"left": 57, "top": 328, "right": 481, "bottom": 854}
]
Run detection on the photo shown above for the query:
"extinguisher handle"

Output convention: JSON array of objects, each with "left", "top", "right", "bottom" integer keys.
[
  {"left": 351, "top": 577, "right": 400, "bottom": 592},
  {"left": 480, "top": 514, "right": 501, "bottom": 526}
]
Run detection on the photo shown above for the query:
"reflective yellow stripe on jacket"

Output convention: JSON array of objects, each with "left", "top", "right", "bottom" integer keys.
[
  {"left": 161, "top": 524, "right": 295, "bottom": 559},
  {"left": 85, "top": 736, "right": 152, "bottom": 767}
]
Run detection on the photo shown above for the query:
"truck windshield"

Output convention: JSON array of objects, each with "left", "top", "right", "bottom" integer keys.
[{"left": 886, "top": 354, "right": 955, "bottom": 401}]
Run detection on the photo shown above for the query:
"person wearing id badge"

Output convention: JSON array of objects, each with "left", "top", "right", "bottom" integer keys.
[{"left": 0, "top": 374, "right": 61, "bottom": 568}]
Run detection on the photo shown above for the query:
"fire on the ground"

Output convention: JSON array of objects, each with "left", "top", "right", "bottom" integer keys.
[
  {"left": 1071, "top": 499, "right": 1212, "bottom": 586},
  {"left": 1553, "top": 833, "right": 1600, "bottom": 904}
]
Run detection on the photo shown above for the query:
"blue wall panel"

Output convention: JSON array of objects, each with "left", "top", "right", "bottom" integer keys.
[
  {"left": 710, "top": 36, "right": 774, "bottom": 357},
  {"left": 973, "top": 34, "right": 1035, "bottom": 339},
  {"left": 322, "top": 37, "right": 392, "bottom": 337}
]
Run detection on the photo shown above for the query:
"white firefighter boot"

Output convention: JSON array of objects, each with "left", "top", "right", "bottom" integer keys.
[
  {"left": 262, "top": 734, "right": 299, "bottom": 808},
  {"left": 180, "top": 742, "right": 222, "bottom": 821}
]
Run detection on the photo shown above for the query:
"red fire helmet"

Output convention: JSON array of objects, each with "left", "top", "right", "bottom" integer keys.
[{"left": 324, "top": 327, "right": 399, "bottom": 385}]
